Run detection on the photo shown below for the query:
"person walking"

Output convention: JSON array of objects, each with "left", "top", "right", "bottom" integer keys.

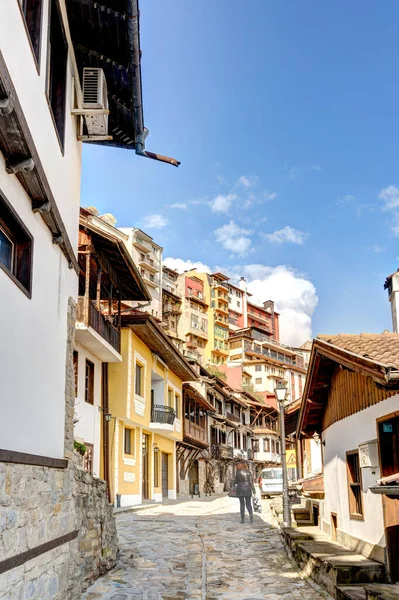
[{"left": 234, "top": 462, "right": 255, "bottom": 524}]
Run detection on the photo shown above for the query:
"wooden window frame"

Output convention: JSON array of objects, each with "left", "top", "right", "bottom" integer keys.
[
  {"left": 135, "top": 363, "right": 143, "bottom": 397},
  {"left": 18, "top": 0, "right": 44, "bottom": 72},
  {"left": 346, "top": 450, "right": 364, "bottom": 520},
  {"left": 0, "top": 191, "right": 33, "bottom": 298},
  {"left": 83, "top": 442, "right": 93, "bottom": 474},
  {"left": 46, "top": 0, "right": 68, "bottom": 153},
  {"left": 84, "top": 359, "right": 94, "bottom": 405},
  {"left": 124, "top": 428, "right": 134, "bottom": 456},
  {"left": 175, "top": 393, "right": 180, "bottom": 419}
]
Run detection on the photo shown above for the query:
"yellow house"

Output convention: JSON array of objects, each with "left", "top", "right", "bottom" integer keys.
[{"left": 106, "top": 312, "right": 197, "bottom": 507}]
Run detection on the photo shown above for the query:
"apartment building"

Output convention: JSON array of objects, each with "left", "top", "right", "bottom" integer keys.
[
  {"left": 107, "top": 313, "right": 197, "bottom": 507},
  {"left": 161, "top": 265, "right": 184, "bottom": 352},
  {"left": 120, "top": 228, "right": 163, "bottom": 319},
  {"left": 176, "top": 272, "right": 209, "bottom": 363}
]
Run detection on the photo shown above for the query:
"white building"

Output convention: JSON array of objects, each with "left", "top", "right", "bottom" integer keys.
[
  {"left": 298, "top": 334, "right": 399, "bottom": 583},
  {"left": 120, "top": 227, "right": 163, "bottom": 319},
  {"left": 0, "top": 1, "right": 176, "bottom": 596}
]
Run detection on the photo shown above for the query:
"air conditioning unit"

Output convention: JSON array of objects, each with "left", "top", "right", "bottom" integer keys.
[{"left": 82, "top": 68, "right": 108, "bottom": 136}]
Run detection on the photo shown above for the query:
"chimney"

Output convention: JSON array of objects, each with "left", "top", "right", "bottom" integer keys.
[
  {"left": 386, "top": 270, "right": 399, "bottom": 332},
  {"left": 239, "top": 276, "right": 247, "bottom": 292},
  {"left": 263, "top": 300, "right": 274, "bottom": 312}
]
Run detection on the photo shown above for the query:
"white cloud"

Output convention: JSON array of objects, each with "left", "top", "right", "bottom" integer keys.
[
  {"left": 163, "top": 257, "right": 211, "bottom": 273},
  {"left": 169, "top": 203, "right": 187, "bottom": 210},
  {"left": 263, "top": 225, "right": 308, "bottom": 245},
  {"left": 230, "top": 264, "right": 318, "bottom": 346},
  {"left": 264, "top": 192, "right": 277, "bottom": 201},
  {"left": 337, "top": 194, "right": 356, "bottom": 206},
  {"left": 209, "top": 193, "right": 237, "bottom": 213},
  {"left": 372, "top": 244, "right": 386, "bottom": 253},
  {"left": 379, "top": 185, "right": 399, "bottom": 211},
  {"left": 237, "top": 175, "right": 256, "bottom": 188},
  {"left": 142, "top": 214, "right": 169, "bottom": 229},
  {"left": 214, "top": 221, "right": 252, "bottom": 255}
]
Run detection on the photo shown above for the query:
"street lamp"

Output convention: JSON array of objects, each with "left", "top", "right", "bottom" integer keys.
[{"left": 275, "top": 381, "right": 292, "bottom": 528}]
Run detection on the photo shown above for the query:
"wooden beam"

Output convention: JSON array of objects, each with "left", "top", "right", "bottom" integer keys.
[{"left": 0, "top": 449, "right": 68, "bottom": 469}]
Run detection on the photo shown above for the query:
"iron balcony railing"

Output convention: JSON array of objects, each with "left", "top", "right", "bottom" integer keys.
[{"left": 151, "top": 405, "right": 176, "bottom": 426}]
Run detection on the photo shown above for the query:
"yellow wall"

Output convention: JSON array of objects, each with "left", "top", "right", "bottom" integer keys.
[{"left": 107, "top": 327, "right": 184, "bottom": 504}]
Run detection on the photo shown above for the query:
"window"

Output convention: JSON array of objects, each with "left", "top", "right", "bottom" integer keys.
[
  {"left": 135, "top": 363, "right": 143, "bottom": 396},
  {"left": 271, "top": 439, "right": 275, "bottom": 453},
  {"left": 255, "top": 378, "right": 262, "bottom": 384},
  {"left": 255, "top": 365, "right": 262, "bottom": 372},
  {"left": 347, "top": 451, "right": 364, "bottom": 519},
  {"left": 47, "top": 0, "right": 68, "bottom": 150},
  {"left": 264, "top": 438, "right": 270, "bottom": 452},
  {"left": 175, "top": 394, "right": 180, "bottom": 419},
  {"left": 20, "top": 0, "right": 44, "bottom": 65},
  {"left": 85, "top": 360, "right": 94, "bottom": 404},
  {"left": 0, "top": 194, "right": 33, "bottom": 296},
  {"left": 73, "top": 350, "right": 78, "bottom": 397},
  {"left": 252, "top": 439, "right": 259, "bottom": 452},
  {"left": 168, "top": 388, "right": 173, "bottom": 407},
  {"left": 236, "top": 300, "right": 240, "bottom": 308},
  {"left": 124, "top": 428, "right": 134, "bottom": 455},
  {"left": 154, "top": 448, "right": 159, "bottom": 487}
]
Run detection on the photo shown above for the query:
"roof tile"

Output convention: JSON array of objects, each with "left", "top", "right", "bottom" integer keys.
[{"left": 317, "top": 332, "right": 399, "bottom": 369}]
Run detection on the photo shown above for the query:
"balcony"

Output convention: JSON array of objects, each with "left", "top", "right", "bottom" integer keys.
[
  {"left": 226, "top": 411, "right": 240, "bottom": 423},
  {"left": 190, "top": 323, "right": 208, "bottom": 339},
  {"left": 75, "top": 297, "right": 121, "bottom": 362},
  {"left": 216, "top": 304, "right": 229, "bottom": 315},
  {"left": 142, "top": 272, "right": 159, "bottom": 288},
  {"left": 164, "top": 303, "right": 182, "bottom": 316},
  {"left": 253, "top": 451, "right": 281, "bottom": 464},
  {"left": 187, "top": 291, "right": 208, "bottom": 306},
  {"left": 233, "top": 448, "right": 253, "bottom": 460},
  {"left": 211, "top": 443, "right": 234, "bottom": 460},
  {"left": 150, "top": 405, "right": 176, "bottom": 432},
  {"left": 133, "top": 236, "right": 154, "bottom": 253},
  {"left": 139, "top": 256, "right": 159, "bottom": 273},
  {"left": 184, "top": 419, "right": 208, "bottom": 447}
]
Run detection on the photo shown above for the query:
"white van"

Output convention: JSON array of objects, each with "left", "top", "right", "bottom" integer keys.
[{"left": 259, "top": 467, "right": 283, "bottom": 498}]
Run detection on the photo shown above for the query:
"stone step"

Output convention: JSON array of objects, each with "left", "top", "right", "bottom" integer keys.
[
  {"left": 295, "top": 519, "right": 314, "bottom": 527},
  {"left": 365, "top": 584, "right": 399, "bottom": 600},
  {"left": 336, "top": 586, "right": 367, "bottom": 600},
  {"left": 290, "top": 539, "right": 385, "bottom": 598}
]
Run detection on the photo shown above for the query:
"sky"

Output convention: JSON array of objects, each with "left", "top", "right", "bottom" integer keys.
[{"left": 81, "top": 0, "right": 399, "bottom": 346}]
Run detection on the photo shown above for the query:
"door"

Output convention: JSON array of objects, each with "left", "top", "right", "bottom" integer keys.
[
  {"left": 189, "top": 459, "right": 199, "bottom": 495},
  {"left": 378, "top": 413, "right": 399, "bottom": 582},
  {"left": 142, "top": 434, "right": 150, "bottom": 500},
  {"left": 162, "top": 453, "right": 169, "bottom": 498}
]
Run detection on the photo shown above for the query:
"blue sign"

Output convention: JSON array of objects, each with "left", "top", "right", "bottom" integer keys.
[{"left": 383, "top": 423, "right": 393, "bottom": 433}]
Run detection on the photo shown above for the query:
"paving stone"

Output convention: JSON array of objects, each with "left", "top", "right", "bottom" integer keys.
[{"left": 82, "top": 496, "right": 332, "bottom": 600}]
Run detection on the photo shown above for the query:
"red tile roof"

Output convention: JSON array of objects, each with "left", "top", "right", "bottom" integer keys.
[{"left": 317, "top": 332, "right": 399, "bottom": 369}]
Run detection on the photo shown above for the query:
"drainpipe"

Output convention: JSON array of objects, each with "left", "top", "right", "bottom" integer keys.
[{"left": 127, "top": 1, "right": 180, "bottom": 168}]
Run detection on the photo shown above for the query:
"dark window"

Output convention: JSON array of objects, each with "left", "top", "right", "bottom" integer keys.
[
  {"left": 47, "top": 0, "right": 68, "bottom": 150},
  {"left": 175, "top": 394, "right": 180, "bottom": 419},
  {"left": 0, "top": 193, "right": 33, "bottom": 296},
  {"left": 154, "top": 449, "right": 159, "bottom": 487},
  {"left": 21, "top": 0, "right": 44, "bottom": 64},
  {"left": 252, "top": 439, "right": 259, "bottom": 452},
  {"left": 135, "top": 363, "right": 143, "bottom": 396},
  {"left": 85, "top": 360, "right": 94, "bottom": 404},
  {"left": 264, "top": 438, "right": 270, "bottom": 452},
  {"left": 124, "top": 428, "right": 133, "bottom": 455},
  {"left": 219, "top": 466, "right": 225, "bottom": 483},
  {"left": 73, "top": 350, "right": 78, "bottom": 397},
  {"left": 347, "top": 451, "right": 363, "bottom": 519},
  {"left": 84, "top": 443, "right": 93, "bottom": 474},
  {"left": 271, "top": 439, "right": 275, "bottom": 453}
]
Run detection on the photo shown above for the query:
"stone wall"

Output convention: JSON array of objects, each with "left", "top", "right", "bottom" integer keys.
[{"left": 0, "top": 461, "right": 118, "bottom": 599}]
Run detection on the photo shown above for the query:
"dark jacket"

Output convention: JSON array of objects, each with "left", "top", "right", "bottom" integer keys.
[{"left": 234, "top": 468, "right": 255, "bottom": 498}]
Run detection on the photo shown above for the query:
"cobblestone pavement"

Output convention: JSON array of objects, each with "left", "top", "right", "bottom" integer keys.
[{"left": 82, "top": 496, "right": 331, "bottom": 600}]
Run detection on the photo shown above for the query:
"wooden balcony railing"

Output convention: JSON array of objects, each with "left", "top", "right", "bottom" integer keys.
[
  {"left": 184, "top": 419, "right": 208, "bottom": 444},
  {"left": 226, "top": 411, "right": 240, "bottom": 423},
  {"left": 77, "top": 297, "right": 121, "bottom": 353},
  {"left": 211, "top": 443, "right": 234, "bottom": 460}
]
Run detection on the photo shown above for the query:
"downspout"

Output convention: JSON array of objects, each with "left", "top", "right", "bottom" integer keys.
[
  {"left": 102, "top": 363, "right": 111, "bottom": 503},
  {"left": 127, "top": 0, "right": 180, "bottom": 167}
]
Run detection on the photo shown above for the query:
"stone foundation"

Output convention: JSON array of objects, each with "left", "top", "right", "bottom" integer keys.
[{"left": 0, "top": 461, "right": 117, "bottom": 599}]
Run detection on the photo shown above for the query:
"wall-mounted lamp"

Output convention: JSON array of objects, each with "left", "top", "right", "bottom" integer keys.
[
  {"left": 312, "top": 431, "right": 325, "bottom": 446},
  {"left": 153, "top": 443, "right": 159, "bottom": 454},
  {"left": 98, "top": 406, "right": 112, "bottom": 422}
]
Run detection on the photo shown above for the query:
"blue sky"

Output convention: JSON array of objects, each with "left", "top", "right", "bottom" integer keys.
[{"left": 81, "top": 0, "right": 399, "bottom": 345}]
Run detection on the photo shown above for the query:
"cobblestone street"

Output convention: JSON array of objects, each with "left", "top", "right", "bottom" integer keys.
[{"left": 82, "top": 496, "right": 331, "bottom": 600}]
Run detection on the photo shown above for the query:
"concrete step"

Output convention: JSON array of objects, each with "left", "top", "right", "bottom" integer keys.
[
  {"left": 336, "top": 586, "right": 367, "bottom": 600},
  {"left": 290, "top": 539, "right": 385, "bottom": 598}
]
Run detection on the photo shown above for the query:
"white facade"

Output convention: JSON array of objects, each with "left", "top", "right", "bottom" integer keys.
[
  {"left": 120, "top": 228, "right": 163, "bottom": 319},
  {"left": 321, "top": 394, "right": 399, "bottom": 553},
  {"left": 0, "top": 2, "right": 81, "bottom": 459}
]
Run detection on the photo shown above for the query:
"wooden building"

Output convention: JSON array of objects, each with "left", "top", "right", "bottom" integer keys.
[{"left": 297, "top": 334, "right": 399, "bottom": 582}]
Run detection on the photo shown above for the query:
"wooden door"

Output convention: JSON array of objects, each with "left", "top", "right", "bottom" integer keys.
[
  {"left": 378, "top": 413, "right": 399, "bottom": 583},
  {"left": 142, "top": 434, "right": 150, "bottom": 500},
  {"left": 162, "top": 453, "right": 169, "bottom": 498}
]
